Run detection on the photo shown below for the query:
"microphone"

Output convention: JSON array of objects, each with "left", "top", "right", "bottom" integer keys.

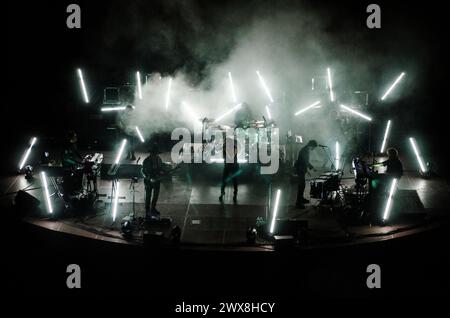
[
  {"left": 136, "top": 157, "right": 141, "bottom": 164},
  {"left": 318, "top": 144, "right": 328, "bottom": 148}
]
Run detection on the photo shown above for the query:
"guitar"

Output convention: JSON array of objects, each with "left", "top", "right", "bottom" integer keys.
[{"left": 143, "top": 164, "right": 181, "bottom": 184}]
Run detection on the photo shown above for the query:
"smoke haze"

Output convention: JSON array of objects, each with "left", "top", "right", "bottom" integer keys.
[{"left": 103, "top": 0, "right": 420, "bottom": 162}]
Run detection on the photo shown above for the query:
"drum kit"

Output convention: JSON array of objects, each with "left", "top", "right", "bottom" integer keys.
[
  {"left": 197, "top": 116, "right": 276, "bottom": 164},
  {"left": 309, "top": 171, "right": 341, "bottom": 202}
]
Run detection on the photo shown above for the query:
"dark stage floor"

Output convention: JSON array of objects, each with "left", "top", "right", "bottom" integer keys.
[{"left": 2, "top": 151, "right": 449, "bottom": 250}]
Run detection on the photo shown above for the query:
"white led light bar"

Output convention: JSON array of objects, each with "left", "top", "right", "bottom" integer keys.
[
  {"left": 135, "top": 126, "right": 145, "bottom": 143},
  {"left": 327, "top": 67, "right": 334, "bottom": 102},
  {"left": 41, "top": 171, "right": 53, "bottom": 214},
  {"left": 294, "top": 101, "right": 321, "bottom": 116},
  {"left": 215, "top": 103, "right": 242, "bottom": 122},
  {"left": 77, "top": 68, "right": 89, "bottom": 103},
  {"left": 136, "top": 71, "right": 142, "bottom": 100},
  {"left": 382, "top": 178, "right": 398, "bottom": 221},
  {"left": 115, "top": 139, "right": 127, "bottom": 164},
  {"left": 165, "top": 77, "right": 172, "bottom": 111},
  {"left": 340, "top": 104, "right": 372, "bottom": 121},
  {"left": 380, "top": 120, "right": 392, "bottom": 153},
  {"left": 228, "top": 72, "right": 237, "bottom": 103},
  {"left": 269, "top": 189, "right": 281, "bottom": 234},
  {"left": 381, "top": 72, "right": 405, "bottom": 101},
  {"left": 19, "top": 137, "right": 37, "bottom": 170},
  {"left": 409, "top": 137, "right": 426, "bottom": 173},
  {"left": 256, "top": 70, "right": 274, "bottom": 103}
]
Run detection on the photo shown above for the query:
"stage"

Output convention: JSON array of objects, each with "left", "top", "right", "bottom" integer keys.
[{"left": 3, "top": 150, "right": 449, "bottom": 251}]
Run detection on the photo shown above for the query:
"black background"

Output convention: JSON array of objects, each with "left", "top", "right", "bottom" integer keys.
[
  {"left": 5, "top": 0, "right": 450, "bottom": 173},
  {"left": 6, "top": 0, "right": 450, "bottom": 307}
]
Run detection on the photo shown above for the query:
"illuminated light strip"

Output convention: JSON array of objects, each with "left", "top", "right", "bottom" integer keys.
[
  {"left": 380, "top": 120, "right": 392, "bottom": 153},
  {"left": 41, "top": 171, "right": 53, "bottom": 214},
  {"left": 265, "top": 105, "right": 272, "bottom": 120},
  {"left": 381, "top": 72, "right": 405, "bottom": 100},
  {"left": 115, "top": 139, "right": 127, "bottom": 164},
  {"left": 135, "top": 127, "right": 145, "bottom": 143},
  {"left": 409, "top": 137, "right": 426, "bottom": 173},
  {"left": 269, "top": 189, "right": 281, "bottom": 234},
  {"left": 352, "top": 160, "right": 357, "bottom": 178},
  {"left": 327, "top": 67, "right": 334, "bottom": 102},
  {"left": 215, "top": 103, "right": 242, "bottom": 122},
  {"left": 136, "top": 71, "right": 142, "bottom": 100},
  {"left": 165, "top": 77, "right": 172, "bottom": 112},
  {"left": 340, "top": 104, "right": 372, "bottom": 121},
  {"left": 256, "top": 70, "right": 274, "bottom": 103},
  {"left": 77, "top": 68, "right": 89, "bottom": 103},
  {"left": 19, "top": 137, "right": 37, "bottom": 170},
  {"left": 382, "top": 178, "right": 398, "bottom": 221},
  {"left": 335, "top": 141, "right": 340, "bottom": 170},
  {"left": 294, "top": 101, "right": 321, "bottom": 116},
  {"left": 182, "top": 101, "right": 199, "bottom": 123},
  {"left": 101, "top": 106, "right": 126, "bottom": 112},
  {"left": 228, "top": 72, "right": 237, "bottom": 103},
  {"left": 112, "top": 181, "right": 120, "bottom": 222}
]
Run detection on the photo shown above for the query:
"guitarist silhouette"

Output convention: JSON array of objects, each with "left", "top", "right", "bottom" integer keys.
[{"left": 142, "top": 144, "right": 164, "bottom": 219}]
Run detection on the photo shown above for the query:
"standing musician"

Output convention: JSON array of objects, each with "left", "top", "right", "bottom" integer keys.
[
  {"left": 295, "top": 139, "right": 318, "bottom": 208},
  {"left": 381, "top": 147, "right": 403, "bottom": 179},
  {"left": 62, "top": 131, "right": 83, "bottom": 168},
  {"left": 62, "top": 130, "right": 84, "bottom": 194},
  {"left": 142, "top": 144, "right": 164, "bottom": 219},
  {"left": 219, "top": 137, "right": 240, "bottom": 203},
  {"left": 117, "top": 104, "right": 136, "bottom": 160},
  {"left": 370, "top": 147, "right": 404, "bottom": 184},
  {"left": 365, "top": 147, "right": 404, "bottom": 217}
]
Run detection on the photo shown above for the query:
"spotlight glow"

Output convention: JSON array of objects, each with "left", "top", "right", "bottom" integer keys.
[
  {"left": 265, "top": 105, "right": 272, "bottom": 120},
  {"left": 115, "top": 139, "right": 127, "bottom": 164},
  {"left": 269, "top": 189, "right": 281, "bottom": 234},
  {"left": 294, "top": 101, "right": 321, "bottom": 116},
  {"left": 228, "top": 72, "right": 237, "bottom": 103},
  {"left": 351, "top": 160, "right": 357, "bottom": 178},
  {"left": 112, "top": 181, "right": 120, "bottom": 222},
  {"left": 382, "top": 178, "right": 398, "bottom": 221},
  {"left": 215, "top": 103, "right": 242, "bottom": 122},
  {"left": 19, "top": 137, "right": 37, "bottom": 170},
  {"left": 77, "top": 68, "right": 89, "bottom": 103},
  {"left": 135, "top": 126, "right": 145, "bottom": 143},
  {"left": 101, "top": 106, "right": 126, "bottom": 112},
  {"left": 409, "top": 137, "right": 426, "bottom": 173},
  {"left": 182, "top": 101, "right": 200, "bottom": 125},
  {"left": 136, "top": 71, "right": 142, "bottom": 100},
  {"left": 256, "top": 70, "right": 274, "bottom": 103},
  {"left": 380, "top": 120, "right": 392, "bottom": 153},
  {"left": 335, "top": 141, "right": 340, "bottom": 170},
  {"left": 41, "top": 171, "right": 53, "bottom": 214},
  {"left": 340, "top": 104, "right": 372, "bottom": 121},
  {"left": 381, "top": 72, "right": 405, "bottom": 101},
  {"left": 327, "top": 67, "right": 334, "bottom": 102},
  {"left": 165, "top": 77, "right": 172, "bottom": 112}
]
